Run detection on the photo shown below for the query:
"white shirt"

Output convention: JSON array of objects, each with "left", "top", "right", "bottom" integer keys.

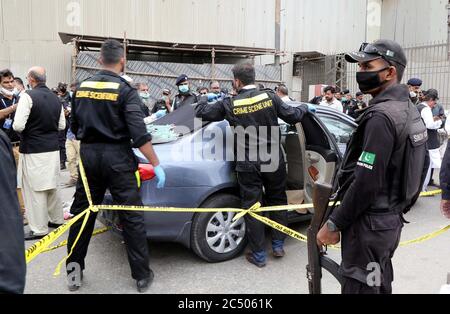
[
  {"left": 420, "top": 102, "right": 442, "bottom": 130},
  {"left": 319, "top": 98, "right": 343, "bottom": 112},
  {"left": 242, "top": 84, "right": 257, "bottom": 90},
  {"left": 445, "top": 116, "right": 450, "bottom": 134},
  {"left": 281, "top": 95, "right": 292, "bottom": 103},
  {"left": 13, "top": 93, "right": 66, "bottom": 133}
]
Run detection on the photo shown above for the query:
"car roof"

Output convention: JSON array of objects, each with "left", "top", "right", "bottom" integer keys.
[{"left": 286, "top": 101, "right": 357, "bottom": 126}]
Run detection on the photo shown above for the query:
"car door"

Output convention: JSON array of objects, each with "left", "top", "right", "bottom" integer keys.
[
  {"left": 300, "top": 114, "right": 340, "bottom": 208},
  {"left": 316, "top": 113, "right": 356, "bottom": 156}
]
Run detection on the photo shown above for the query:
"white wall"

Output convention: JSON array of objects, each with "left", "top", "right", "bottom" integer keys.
[{"left": 380, "top": 0, "right": 448, "bottom": 46}]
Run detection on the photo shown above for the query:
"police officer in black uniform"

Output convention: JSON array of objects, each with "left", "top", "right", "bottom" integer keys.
[
  {"left": 317, "top": 40, "right": 428, "bottom": 294},
  {"left": 407, "top": 78, "right": 423, "bottom": 105},
  {"left": 172, "top": 74, "right": 199, "bottom": 111},
  {"left": 0, "top": 129, "right": 25, "bottom": 294},
  {"left": 195, "top": 62, "right": 315, "bottom": 267},
  {"left": 66, "top": 39, "right": 166, "bottom": 293}
]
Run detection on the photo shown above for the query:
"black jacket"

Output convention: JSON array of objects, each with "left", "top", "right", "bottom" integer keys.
[
  {"left": 172, "top": 92, "right": 199, "bottom": 111},
  {"left": 330, "top": 84, "right": 427, "bottom": 230},
  {"left": 71, "top": 70, "right": 151, "bottom": 147},
  {"left": 19, "top": 84, "right": 62, "bottom": 154},
  {"left": 441, "top": 143, "right": 450, "bottom": 200},
  {"left": 0, "top": 130, "right": 25, "bottom": 294},
  {"left": 195, "top": 87, "right": 309, "bottom": 171}
]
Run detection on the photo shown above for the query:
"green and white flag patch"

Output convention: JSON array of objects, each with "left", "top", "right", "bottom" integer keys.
[{"left": 357, "top": 151, "right": 376, "bottom": 170}]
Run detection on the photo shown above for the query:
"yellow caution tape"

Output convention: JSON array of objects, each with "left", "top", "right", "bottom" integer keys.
[
  {"left": 24, "top": 159, "right": 450, "bottom": 274},
  {"left": 399, "top": 224, "right": 450, "bottom": 247},
  {"left": 419, "top": 190, "right": 442, "bottom": 197},
  {"left": 25, "top": 208, "right": 88, "bottom": 264},
  {"left": 40, "top": 227, "right": 110, "bottom": 254}
]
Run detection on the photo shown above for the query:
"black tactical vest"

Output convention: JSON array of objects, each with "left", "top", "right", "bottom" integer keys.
[{"left": 337, "top": 99, "right": 428, "bottom": 214}]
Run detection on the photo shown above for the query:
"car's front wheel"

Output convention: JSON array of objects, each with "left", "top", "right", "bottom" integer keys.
[{"left": 191, "top": 193, "right": 247, "bottom": 262}]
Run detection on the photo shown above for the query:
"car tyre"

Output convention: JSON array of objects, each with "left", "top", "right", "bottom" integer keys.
[{"left": 191, "top": 193, "right": 247, "bottom": 262}]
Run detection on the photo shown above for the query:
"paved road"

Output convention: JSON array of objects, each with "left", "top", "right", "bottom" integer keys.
[{"left": 24, "top": 170, "right": 450, "bottom": 294}]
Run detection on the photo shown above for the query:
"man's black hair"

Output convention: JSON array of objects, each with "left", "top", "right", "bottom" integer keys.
[
  {"left": 0, "top": 69, "right": 14, "bottom": 83},
  {"left": 57, "top": 82, "right": 67, "bottom": 93},
  {"left": 391, "top": 61, "right": 405, "bottom": 82},
  {"left": 101, "top": 39, "right": 124, "bottom": 65},
  {"left": 232, "top": 62, "right": 255, "bottom": 86},
  {"left": 14, "top": 77, "right": 24, "bottom": 86},
  {"left": 323, "top": 85, "right": 336, "bottom": 94}
]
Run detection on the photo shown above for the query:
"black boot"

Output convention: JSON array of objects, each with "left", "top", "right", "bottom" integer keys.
[{"left": 136, "top": 269, "right": 154, "bottom": 293}]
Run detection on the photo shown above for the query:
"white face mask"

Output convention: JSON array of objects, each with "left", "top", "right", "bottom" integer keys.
[
  {"left": 1, "top": 87, "right": 14, "bottom": 97},
  {"left": 410, "top": 91, "right": 417, "bottom": 98}
]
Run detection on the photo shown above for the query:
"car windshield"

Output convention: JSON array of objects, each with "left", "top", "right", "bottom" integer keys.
[{"left": 147, "top": 103, "right": 209, "bottom": 144}]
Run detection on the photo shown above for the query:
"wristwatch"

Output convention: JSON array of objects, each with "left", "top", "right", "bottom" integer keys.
[{"left": 326, "top": 220, "right": 339, "bottom": 232}]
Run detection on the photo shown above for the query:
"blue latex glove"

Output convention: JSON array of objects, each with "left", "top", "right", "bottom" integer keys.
[
  {"left": 153, "top": 165, "right": 166, "bottom": 189},
  {"left": 207, "top": 93, "right": 219, "bottom": 102},
  {"left": 306, "top": 103, "right": 316, "bottom": 114},
  {"left": 155, "top": 110, "right": 167, "bottom": 119}
]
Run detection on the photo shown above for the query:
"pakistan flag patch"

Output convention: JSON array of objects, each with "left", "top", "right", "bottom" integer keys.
[{"left": 357, "top": 151, "right": 376, "bottom": 170}]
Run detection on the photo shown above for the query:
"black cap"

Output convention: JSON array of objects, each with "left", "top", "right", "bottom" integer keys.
[
  {"left": 342, "top": 89, "right": 350, "bottom": 95},
  {"left": 424, "top": 88, "right": 439, "bottom": 100},
  {"left": 407, "top": 78, "right": 423, "bottom": 87},
  {"left": 356, "top": 91, "right": 364, "bottom": 97},
  {"left": 176, "top": 74, "right": 189, "bottom": 86},
  {"left": 345, "top": 39, "right": 407, "bottom": 68}
]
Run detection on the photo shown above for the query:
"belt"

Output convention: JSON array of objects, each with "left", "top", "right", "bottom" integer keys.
[{"left": 81, "top": 141, "right": 132, "bottom": 150}]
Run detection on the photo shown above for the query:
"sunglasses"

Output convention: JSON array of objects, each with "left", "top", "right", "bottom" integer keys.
[{"left": 359, "top": 43, "right": 405, "bottom": 67}]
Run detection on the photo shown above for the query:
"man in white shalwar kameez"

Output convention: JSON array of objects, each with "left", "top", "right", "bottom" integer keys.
[{"left": 13, "top": 67, "right": 66, "bottom": 240}]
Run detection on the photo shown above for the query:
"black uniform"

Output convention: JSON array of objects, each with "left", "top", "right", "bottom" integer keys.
[
  {"left": 440, "top": 141, "right": 450, "bottom": 200},
  {"left": 329, "top": 84, "right": 428, "bottom": 294},
  {"left": 67, "top": 70, "right": 151, "bottom": 281},
  {"left": 195, "top": 87, "right": 309, "bottom": 255},
  {"left": 347, "top": 99, "right": 367, "bottom": 119},
  {"left": 172, "top": 92, "right": 199, "bottom": 111},
  {"left": 0, "top": 130, "right": 25, "bottom": 294},
  {"left": 58, "top": 94, "right": 71, "bottom": 167}
]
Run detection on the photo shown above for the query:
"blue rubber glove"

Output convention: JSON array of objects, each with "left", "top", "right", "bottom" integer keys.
[
  {"left": 306, "top": 103, "right": 316, "bottom": 114},
  {"left": 207, "top": 93, "right": 219, "bottom": 102},
  {"left": 155, "top": 110, "right": 167, "bottom": 119},
  {"left": 153, "top": 165, "right": 166, "bottom": 189}
]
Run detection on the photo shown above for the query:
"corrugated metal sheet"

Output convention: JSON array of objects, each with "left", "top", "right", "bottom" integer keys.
[
  {"left": 54, "top": 0, "right": 276, "bottom": 49},
  {"left": 5, "top": 41, "right": 72, "bottom": 86},
  {"left": 381, "top": 0, "right": 448, "bottom": 46},
  {"left": 75, "top": 51, "right": 281, "bottom": 103},
  {"left": 282, "top": 0, "right": 368, "bottom": 55}
]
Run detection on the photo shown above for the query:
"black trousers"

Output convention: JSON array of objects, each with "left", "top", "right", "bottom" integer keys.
[
  {"left": 237, "top": 162, "right": 288, "bottom": 253},
  {"left": 339, "top": 213, "right": 403, "bottom": 294},
  {"left": 58, "top": 130, "right": 67, "bottom": 163},
  {"left": 66, "top": 143, "right": 150, "bottom": 281}
]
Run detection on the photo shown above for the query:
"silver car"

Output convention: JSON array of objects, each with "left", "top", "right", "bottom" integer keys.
[{"left": 100, "top": 103, "right": 356, "bottom": 262}]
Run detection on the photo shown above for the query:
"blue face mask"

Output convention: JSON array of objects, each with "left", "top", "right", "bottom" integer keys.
[{"left": 178, "top": 85, "right": 189, "bottom": 94}]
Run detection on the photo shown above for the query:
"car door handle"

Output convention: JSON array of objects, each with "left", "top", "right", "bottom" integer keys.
[{"left": 307, "top": 154, "right": 320, "bottom": 164}]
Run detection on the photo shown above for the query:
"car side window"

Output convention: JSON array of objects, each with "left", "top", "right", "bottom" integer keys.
[{"left": 318, "top": 115, "right": 355, "bottom": 155}]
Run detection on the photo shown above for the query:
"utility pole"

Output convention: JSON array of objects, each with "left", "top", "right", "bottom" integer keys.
[{"left": 275, "top": 0, "right": 281, "bottom": 65}]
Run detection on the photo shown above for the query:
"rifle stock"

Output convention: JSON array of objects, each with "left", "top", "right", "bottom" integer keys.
[{"left": 306, "top": 182, "right": 333, "bottom": 294}]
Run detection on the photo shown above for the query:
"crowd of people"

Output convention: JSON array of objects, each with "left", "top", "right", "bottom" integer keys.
[
  {"left": 310, "top": 79, "right": 449, "bottom": 192},
  {"left": 1, "top": 37, "right": 450, "bottom": 295}
]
